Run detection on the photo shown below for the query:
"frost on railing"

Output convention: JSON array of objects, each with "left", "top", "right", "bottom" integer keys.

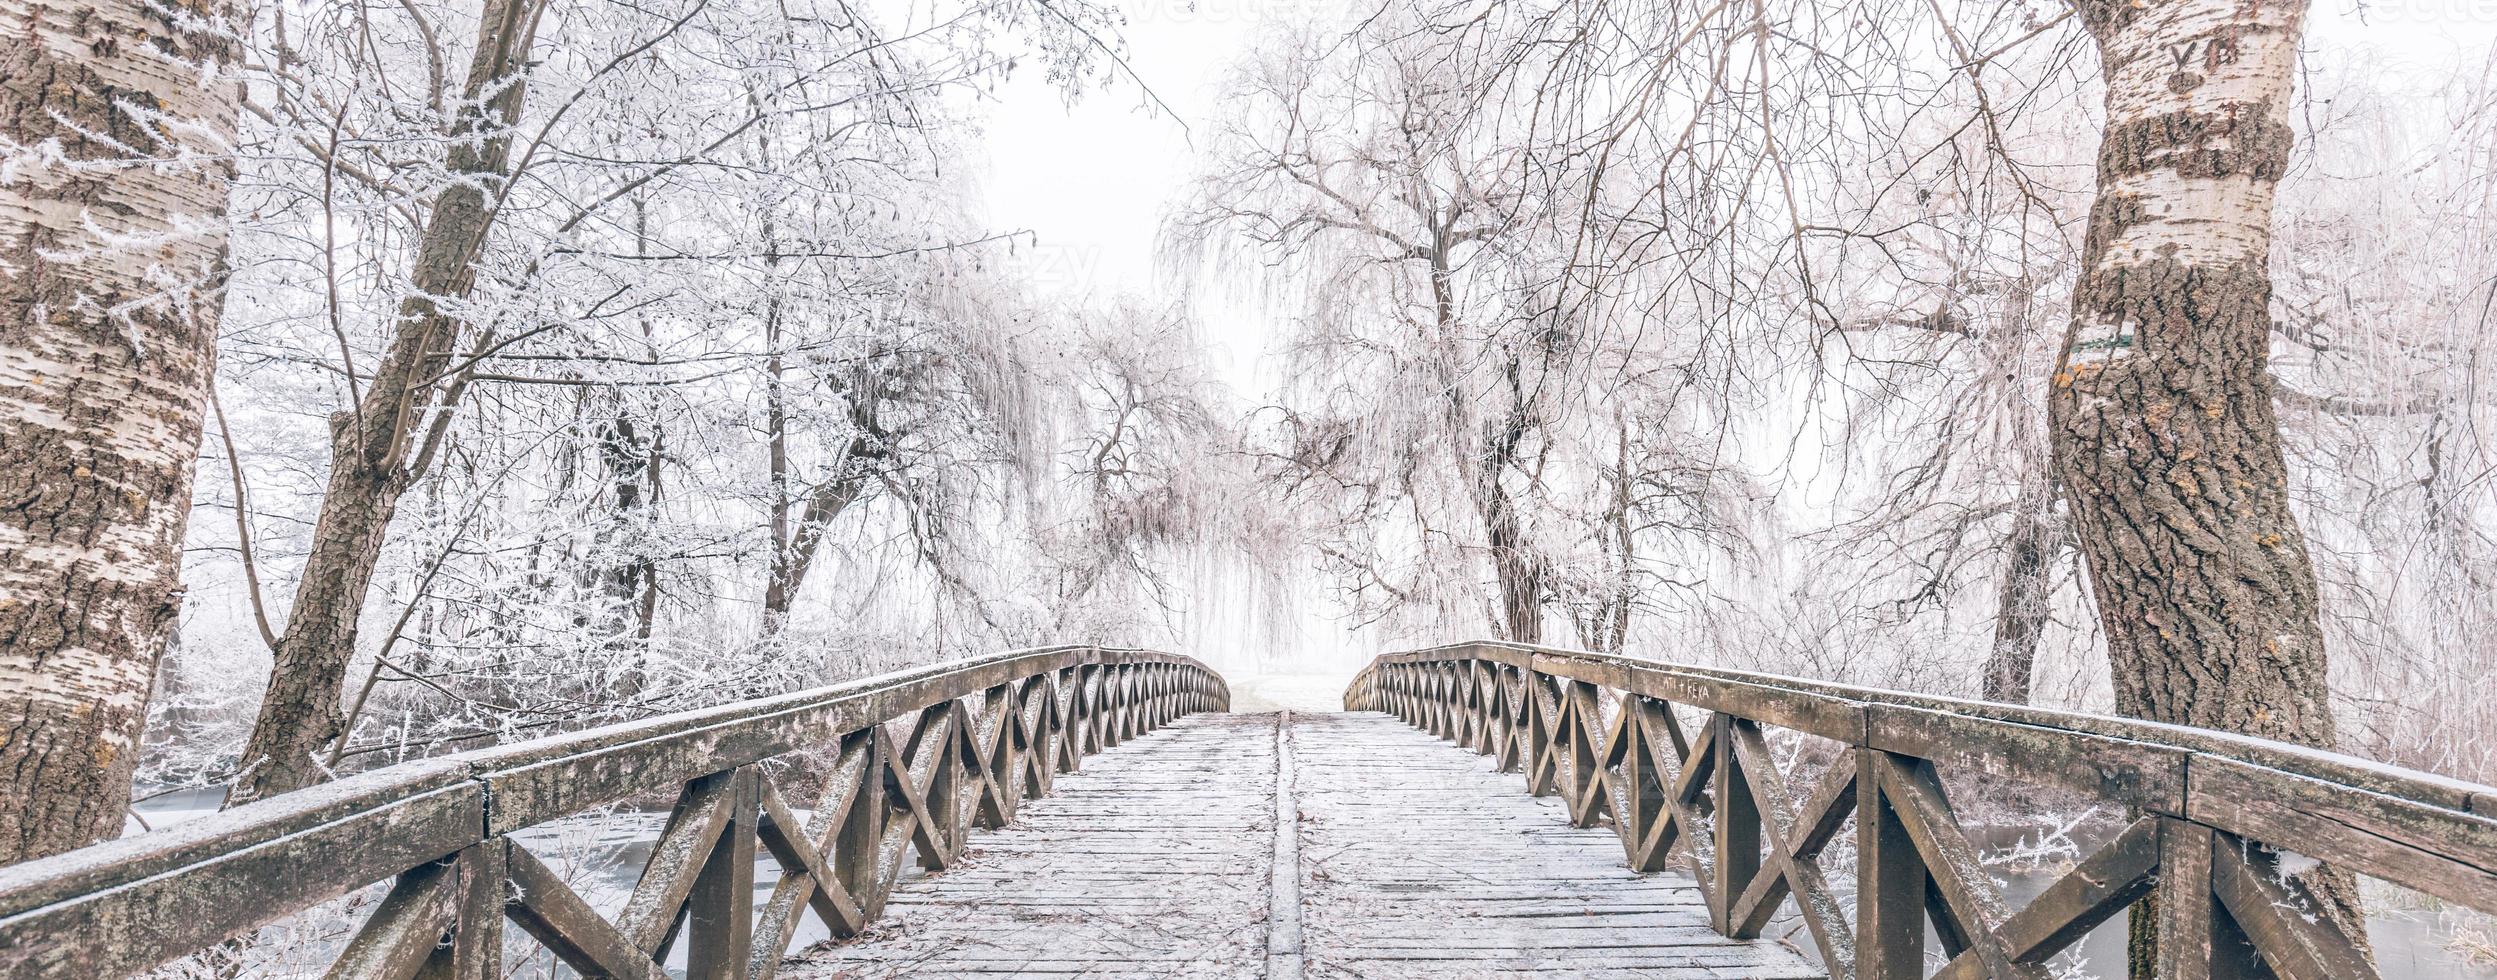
[
  {"left": 1348, "top": 640, "right": 2497, "bottom": 979},
  {"left": 0, "top": 646, "right": 1227, "bottom": 980}
]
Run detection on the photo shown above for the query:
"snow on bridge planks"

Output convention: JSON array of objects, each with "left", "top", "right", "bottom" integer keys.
[
  {"left": 1292, "top": 711, "right": 1822, "bottom": 979},
  {"left": 783, "top": 711, "right": 1819, "bottom": 979}
]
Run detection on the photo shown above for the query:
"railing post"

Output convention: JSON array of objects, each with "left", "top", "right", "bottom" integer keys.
[
  {"left": 1485, "top": 665, "right": 1513, "bottom": 772},
  {"left": 1855, "top": 750, "right": 1924, "bottom": 980},
  {"left": 684, "top": 766, "right": 758, "bottom": 980},
  {"left": 836, "top": 731, "right": 890, "bottom": 920},
  {"left": 426, "top": 842, "right": 505, "bottom": 980},
  {"left": 2156, "top": 819, "right": 2272, "bottom": 980},
  {"left": 914, "top": 707, "right": 964, "bottom": 871},
  {"left": 1710, "top": 715, "right": 1762, "bottom": 938},
  {"left": 1523, "top": 671, "right": 1559, "bottom": 797},
  {"left": 1063, "top": 664, "right": 1096, "bottom": 769},
  {"left": 1024, "top": 675, "right": 1059, "bottom": 800},
  {"left": 1563, "top": 680, "right": 1608, "bottom": 828},
  {"left": 1458, "top": 660, "right": 1478, "bottom": 755},
  {"left": 1105, "top": 664, "right": 1130, "bottom": 747}
]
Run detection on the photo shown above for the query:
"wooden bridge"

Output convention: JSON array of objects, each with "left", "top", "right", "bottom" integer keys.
[{"left": 1, "top": 643, "right": 2492, "bottom": 979}]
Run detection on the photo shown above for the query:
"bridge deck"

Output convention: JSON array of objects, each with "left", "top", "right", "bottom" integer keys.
[{"left": 784, "top": 710, "right": 1820, "bottom": 979}]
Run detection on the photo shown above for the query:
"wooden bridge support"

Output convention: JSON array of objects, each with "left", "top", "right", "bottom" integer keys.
[
  {"left": 1348, "top": 642, "right": 2497, "bottom": 980},
  {"left": 0, "top": 648, "right": 1226, "bottom": 980}
]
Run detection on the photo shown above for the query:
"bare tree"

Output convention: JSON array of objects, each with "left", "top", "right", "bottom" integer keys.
[
  {"left": 1178, "top": 18, "right": 1561, "bottom": 642},
  {"left": 231, "top": 0, "right": 545, "bottom": 802},
  {"left": 0, "top": 0, "right": 241, "bottom": 861}
]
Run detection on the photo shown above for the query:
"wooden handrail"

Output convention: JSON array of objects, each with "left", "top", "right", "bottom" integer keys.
[
  {"left": 1346, "top": 640, "right": 2497, "bottom": 979},
  {"left": 0, "top": 645, "right": 1228, "bottom": 979}
]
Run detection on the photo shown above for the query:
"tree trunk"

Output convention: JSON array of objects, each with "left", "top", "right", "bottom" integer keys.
[
  {"left": 0, "top": 0, "right": 240, "bottom": 862},
  {"left": 231, "top": 0, "right": 540, "bottom": 803},
  {"left": 1484, "top": 352, "right": 1546, "bottom": 646},
  {"left": 2058, "top": 0, "right": 2330, "bottom": 760},
  {"left": 1981, "top": 471, "right": 2058, "bottom": 704},
  {"left": 2053, "top": 0, "right": 2361, "bottom": 967},
  {"left": 591, "top": 414, "right": 658, "bottom": 638}
]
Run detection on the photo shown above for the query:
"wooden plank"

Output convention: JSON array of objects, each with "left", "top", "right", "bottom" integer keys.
[
  {"left": 788, "top": 714, "right": 1273, "bottom": 979},
  {"left": 2188, "top": 753, "right": 2497, "bottom": 914},
  {"left": 788, "top": 711, "right": 1821, "bottom": 980},
  {"left": 0, "top": 768, "right": 480, "bottom": 980},
  {"left": 1866, "top": 703, "right": 2188, "bottom": 814},
  {"left": 323, "top": 859, "right": 454, "bottom": 980},
  {"left": 2207, "top": 835, "right": 2378, "bottom": 980},
  {"left": 1292, "top": 711, "right": 1819, "bottom": 980},
  {"left": 503, "top": 842, "right": 666, "bottom": 980}
]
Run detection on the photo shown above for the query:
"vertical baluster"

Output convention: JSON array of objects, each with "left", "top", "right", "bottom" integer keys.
[
  {"left": 1025, "top": 676, "right": 1059, "bottom": 799},
  {"left": 684, "top": 766, "right": 757, "bottom": 980},
  {"left": 1855, "top": 751, "right": 1924, "bottom": 979},
  {"left": 1494, "top": 666, "right": 1524, "bottom": 773},
  {"left": 2156, "top": 819, "right": 2270, "bottom": 979},
  {"left": 912, "top": 706, "right": 963, "bottom": 871},
  {"left": 1564, "top": 681, "right": 1608, "bottom": 829},
  {"left": 1710, "top": 716, "right": 1763, "bottom": 937},
  {"left": 1458, "top": 660, "right": 1478, "bottom": 755},
  {"left": 1104, "top": 664, "right": 1127, "bottom": 748},
  {"left": 1524, "top": 672, "right": 1558, "bottom": 797},
  {"left": 444, "top": 842, "right": 506, "bottom": 980},
  {"left": 976, "top": 683, "right": 1017, "bottom": 829},
  {"left": 1064, "top": 665, "right": 1095, "bottom": 770},
  {"left": 835, "top": 731, "right": 889, "bottom": 920}
]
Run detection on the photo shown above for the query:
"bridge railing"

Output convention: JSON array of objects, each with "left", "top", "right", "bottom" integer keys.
[
  {"left": 1347, "top": 640, "right": 2497, "bottom": 979},
  {"left": 0, "top": 645, "right": 1227, "bottom": 980}
]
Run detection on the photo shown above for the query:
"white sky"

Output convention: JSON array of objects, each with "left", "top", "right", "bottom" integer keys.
[{"left": 973, "top": 0, "right": 1326, "bottom": 391}]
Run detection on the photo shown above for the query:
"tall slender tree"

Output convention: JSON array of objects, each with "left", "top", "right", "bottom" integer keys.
[
  {"left": 232, "top": 0, "right": 544, "bottom": 802},
  {"left": 0, "top": 0, "right": 242, "bottom": 861}
]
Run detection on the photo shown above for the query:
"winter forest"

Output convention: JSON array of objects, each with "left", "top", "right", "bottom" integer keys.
[{"left": 4, "top": 0, "right": 2497, "bottom": 974}]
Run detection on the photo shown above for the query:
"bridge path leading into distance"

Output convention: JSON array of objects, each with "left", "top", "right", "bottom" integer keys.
[
  {"left": 5, "top": 641, "right": 2493, "bottom": 979},
  {"left": 786, "top": 710, "right": 1819, "bottom": 979}
]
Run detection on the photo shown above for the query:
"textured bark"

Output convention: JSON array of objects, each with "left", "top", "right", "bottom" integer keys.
[
  {"left": 1981, "top": 472, "right": 2059, "bottom": 704},
  {"left": 2054, "top": 0, "right": 2360, "bottom": 967},
  {"left": 0, "top": 0, "right": 239, "bottom": 862},
  {"left": 2058, "top": 0, "right": 2328, "bottom": 755},
  {"left": 232, "top": 0, "right": 541, "bottom": 803}
]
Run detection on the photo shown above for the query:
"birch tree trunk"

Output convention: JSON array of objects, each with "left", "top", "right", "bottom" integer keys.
[
  {"left": 231, "top": 0, "right": 540, "bottom": 803},
  {"left": 2053, "top": 0, "right": 2360, "bottom": 966},
  {"left": 2058, "top": 0, "right": 2329, "bottom": 759},
  {"left": 0, "top": 0, "right": 239, "bottom": 862}
]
